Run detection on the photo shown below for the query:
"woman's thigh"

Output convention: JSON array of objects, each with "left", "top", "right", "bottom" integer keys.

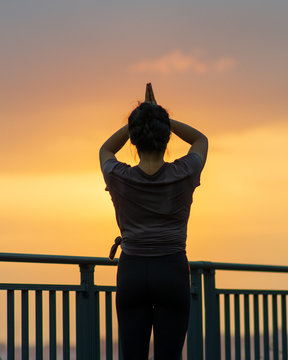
[
  {"left": 116, "top": 297, "right": 153, "bottom": 360},
  {"left": 116, "top": 254, "right": 153, "bottom": 359},
  {"left": 149, "top": 255, "right": 191, "bottom": 359}
]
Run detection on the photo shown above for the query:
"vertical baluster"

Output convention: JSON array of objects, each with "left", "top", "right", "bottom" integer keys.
[
  {"left": 244, "top": 294, "right": 251, "bottom": 360},
  {"left": 282, "top": 295, "right": 287, "bottom": 360},
  {"left": 21, "top": 290, "right": 29, "bottom": 360},
  {"left": 272, "top": 294, "right": 279, "bottom": 360},
  {"left": 203, "top": 268, "right": 221, "bottom": 360},
  {"left": 263, "top": 294, "right": 269, "bottom": 360},
  {"left": 224, "top": 294, "right": 231, "bottom": 360},
  {"left": 76, "top": 265, "right": 99, "bottom": 360},
  {"left": 234, "top": 294, "right": 241, "bottom": 360},
  {"left": 94, "top": 290, "right": 101, "bottom": 360},
  {"left": 36, "top": 290, "right": 43, "bottom": 360},
  {"left": 106, "top": 291, "right": 113, "bottom": 360},
  {"left": 49, "top": 290, "right": 57, "bottom": 360},
  {"left": 216, "top": 293, "right": 221, "bottom": 359},
  {"left": 63, "top": 291, "right": 70, "bottom": 360},
  {"left": 7, "top": 289, "right": 15, "bottom": 360},
  {"left": 253, "top": 294, "right": 260, "bottom": 360}
]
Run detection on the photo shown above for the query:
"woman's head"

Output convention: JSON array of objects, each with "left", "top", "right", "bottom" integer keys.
[{"left": 128, "top": 102, "right": 171, "bottom": 154}]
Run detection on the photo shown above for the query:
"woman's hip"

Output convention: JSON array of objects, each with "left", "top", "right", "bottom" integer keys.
[{"left": 116, "top": 250, "right": 191, "bottom": 305}]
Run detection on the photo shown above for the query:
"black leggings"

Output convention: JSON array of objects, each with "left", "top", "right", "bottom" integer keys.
[{"left": 116, "top": 250, "right": 191, "bottom": 360}]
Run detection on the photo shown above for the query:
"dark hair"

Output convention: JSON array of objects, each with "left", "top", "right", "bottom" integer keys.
[{"left": 128, "top": 102, "right": 171, "bottom": 153}]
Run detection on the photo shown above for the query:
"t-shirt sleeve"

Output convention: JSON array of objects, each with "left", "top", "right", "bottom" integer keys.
[
  {"left": 173, "top": 152, "right": 204, "bottom": 187},
  {"left": 102, "top": 158, "right": 129, "bottom": 191}
]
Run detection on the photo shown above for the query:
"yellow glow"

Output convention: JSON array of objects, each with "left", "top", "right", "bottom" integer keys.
[
  {"left": 0, "top": 173, "right": 112, "bottom": 220},
  {"left": 1, "top": 120, "right": 288, "bottom": 288}
]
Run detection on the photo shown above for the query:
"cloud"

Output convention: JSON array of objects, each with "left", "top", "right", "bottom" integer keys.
[
  {"left": 213, "top": 57, "right": 237, "bottom": 72},
  {"left": 130, "top": 50, "right": 237, "bottom": 75}
]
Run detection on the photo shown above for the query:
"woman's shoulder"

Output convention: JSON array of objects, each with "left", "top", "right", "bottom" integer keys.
[
  {"left": 170, "top": 152, "right": 204, "bottom": 171},
  {"left": 102, "top": 158, "right": 131, "bottom": 176}
]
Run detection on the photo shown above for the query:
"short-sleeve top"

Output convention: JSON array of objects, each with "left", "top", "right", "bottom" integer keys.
[{"left": 102, "top": 152, "right": 204, "bottom": 256}]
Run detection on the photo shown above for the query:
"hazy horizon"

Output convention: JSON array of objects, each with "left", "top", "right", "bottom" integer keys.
[{"left": 0, "top": 0, "right": 287, "bottom": 303}]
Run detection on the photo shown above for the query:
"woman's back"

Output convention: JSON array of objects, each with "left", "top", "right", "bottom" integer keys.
[{"left": 102, "top": 152, "right": 203, "bottom": 256}]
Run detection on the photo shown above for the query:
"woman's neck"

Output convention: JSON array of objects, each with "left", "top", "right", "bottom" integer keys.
[{"left": 138, "top": 152, "right": 165, "bottom": 173}]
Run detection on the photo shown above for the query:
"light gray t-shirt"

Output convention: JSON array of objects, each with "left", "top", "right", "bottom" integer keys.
[{"left": 102, "top": 152, "right": 204, "bottom": 256}]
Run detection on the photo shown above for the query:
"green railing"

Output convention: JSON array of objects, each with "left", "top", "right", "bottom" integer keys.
[
  {"left": 189, "top": 262, "right": 288, "bottom": 360},
  {"left": 0, "top": 253, "right": 288, "bottom": 359}
]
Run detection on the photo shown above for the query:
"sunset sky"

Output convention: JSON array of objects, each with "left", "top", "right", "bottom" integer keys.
[{"left": 0, "top": 0, "right": 288, "bottom": 291}]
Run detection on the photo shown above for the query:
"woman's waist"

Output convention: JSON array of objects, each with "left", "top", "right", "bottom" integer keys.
[
  {"left": 119, "top": 249, "right": 188, "bottom": 263},
  {"left": 121, "top": 234, "right": 186, "bottom": 247}
]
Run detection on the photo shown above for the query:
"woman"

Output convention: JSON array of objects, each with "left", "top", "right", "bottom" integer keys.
[{"left": 99, "top": 83, "right": 208, "bottom": 360}]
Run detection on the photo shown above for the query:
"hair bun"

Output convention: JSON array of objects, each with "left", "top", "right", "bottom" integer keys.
[{"left": 128, "top": 103, "right": 171, "bottom": 153}]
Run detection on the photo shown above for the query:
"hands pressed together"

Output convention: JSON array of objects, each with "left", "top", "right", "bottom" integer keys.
[{"left": 145, "top": 83, "right": 157, "bottom": 105}]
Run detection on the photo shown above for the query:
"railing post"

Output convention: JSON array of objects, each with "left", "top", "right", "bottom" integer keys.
[
  {"left": 76, "top": 264, "right": 99, "bottom": 360},
  {"left": 187, "top": 268, "right": 203, "bottom": 360},
  {"left": 203, "top": 267, "right": 221, "bottom": 360}
]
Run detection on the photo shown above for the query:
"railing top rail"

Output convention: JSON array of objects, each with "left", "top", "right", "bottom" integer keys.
[
  {"left": 0, "top": 252, "right": 119, "bottom": 266},
  {"left": 1, "top": 253, "right": 288, "bottom": 273},
  {"left": 189, "top": 261, "right": 288, "bottom": 273}
]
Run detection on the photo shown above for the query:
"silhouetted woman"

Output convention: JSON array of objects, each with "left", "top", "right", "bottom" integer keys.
[{"left": 99, "top": 83, "right": 208, "bottom": 360}]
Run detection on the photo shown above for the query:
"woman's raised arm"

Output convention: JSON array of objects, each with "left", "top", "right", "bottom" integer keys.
[
  {"left": 99, "top": 124, "right": 129, "bottom": 171},
  {"left": 170, "top": 119, "right": 208, "bottom": 166}
]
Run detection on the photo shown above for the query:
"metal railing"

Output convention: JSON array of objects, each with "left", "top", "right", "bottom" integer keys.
[
  {"left": 189, "top": 262, "right": 288, "bottom": 360},
  {"left": 1, "top": 253, "right": 288, "bottom": 359}
]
